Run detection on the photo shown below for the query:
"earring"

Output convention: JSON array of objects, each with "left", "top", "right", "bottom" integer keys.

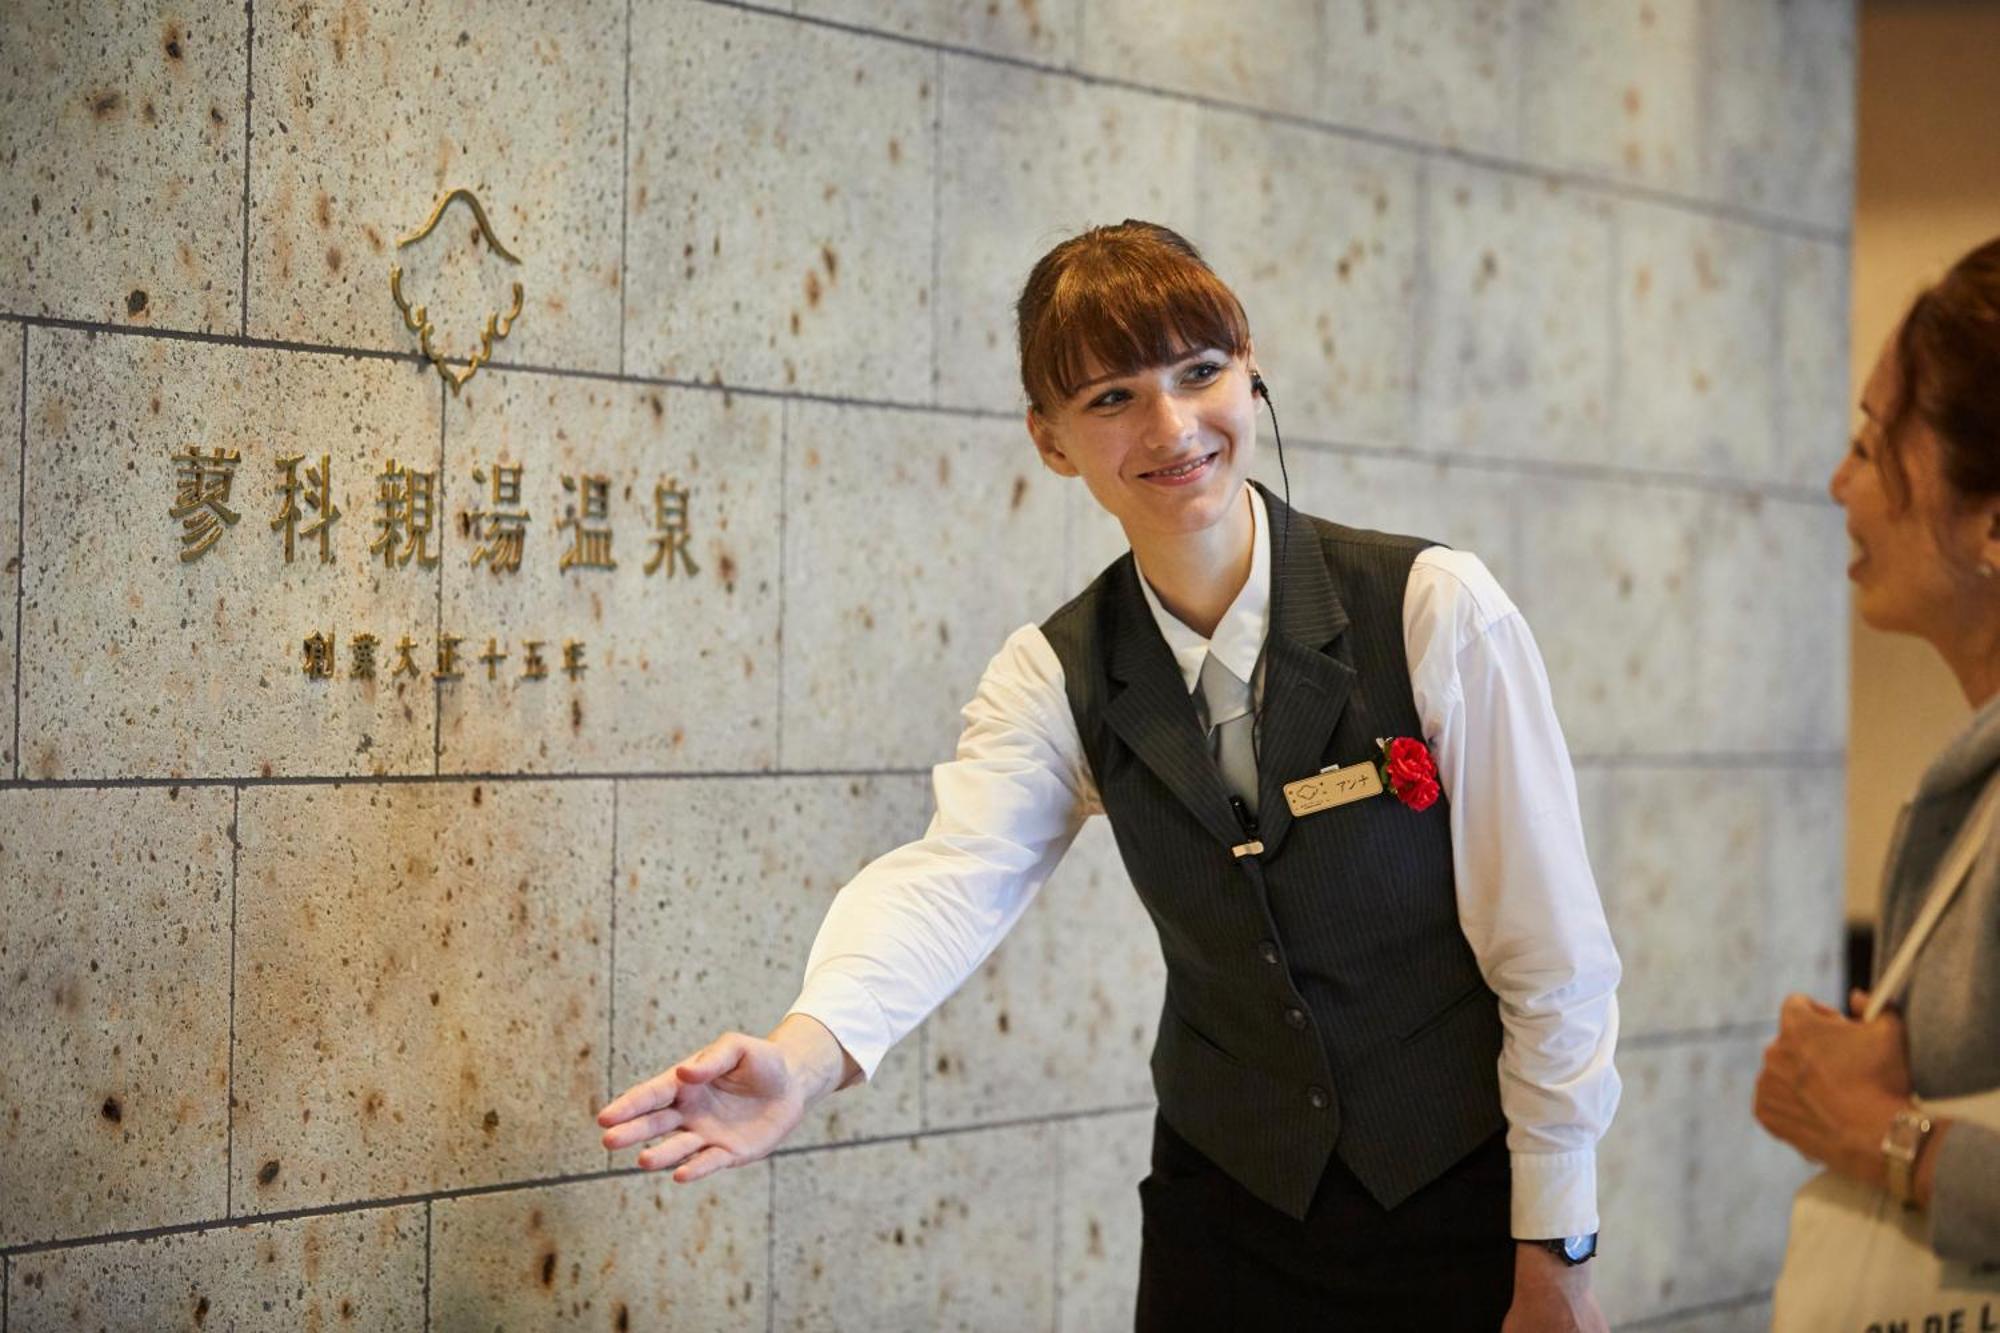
[{"left": 1982, "top": 561, "right": 1997, "bottom": 579}]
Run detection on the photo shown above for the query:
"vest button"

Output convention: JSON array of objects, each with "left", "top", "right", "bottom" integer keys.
[
  {"left": 1283, "top": 1006, "right": 1308, "bottom": 1030},
  {"left": 1257, "top": 940, "right": 1281, "bottom": 965},
  {"left": 1306, "top": 1086, "right": 1330, "bottom": 1111}
]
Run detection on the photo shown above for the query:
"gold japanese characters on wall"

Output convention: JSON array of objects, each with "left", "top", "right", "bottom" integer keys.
[{"left": 167, "top": 444, "right": 702, "bottom": 687}]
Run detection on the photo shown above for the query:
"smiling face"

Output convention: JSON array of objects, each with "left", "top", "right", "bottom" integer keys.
[
  {"left": 1831, "top": 334, "right": 1999, "bottom": 638},
  {"left": 1026, "top": 345, "right": 1260, "bottom": 544}
]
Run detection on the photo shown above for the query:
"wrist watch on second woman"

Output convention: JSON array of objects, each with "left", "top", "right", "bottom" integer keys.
[{"left": 1883, "top": 1101, "right": 1936, "bottom": 1207}]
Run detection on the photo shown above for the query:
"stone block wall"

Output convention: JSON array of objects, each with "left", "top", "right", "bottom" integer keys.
[{"left": 0, "top": 1, "right": 1853, "bottom": 1328}]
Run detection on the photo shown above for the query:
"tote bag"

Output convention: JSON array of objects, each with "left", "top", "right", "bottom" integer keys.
[{"left": 1770, "top": 780, "right": 2000, "bottom": 1333}]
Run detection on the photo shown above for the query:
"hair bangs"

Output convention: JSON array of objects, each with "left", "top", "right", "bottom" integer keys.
[{"left": 1017, "top": 223, "right": 1249, "bottom": 412}]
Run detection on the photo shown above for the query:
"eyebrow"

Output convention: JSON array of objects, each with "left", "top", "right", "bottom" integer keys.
[{"left": 1069, "top": 348, "right": 1221, "bottom": 398}]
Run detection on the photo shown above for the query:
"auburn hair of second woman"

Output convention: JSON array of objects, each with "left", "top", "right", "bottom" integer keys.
[
  {"left": 1880, "top": 236, "right": 2000, "bottom": 509},
  {"left": 1015, "top": 220, "right": 1250, "bottom": 415}
]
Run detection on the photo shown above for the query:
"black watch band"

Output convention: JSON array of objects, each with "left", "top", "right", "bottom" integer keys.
[{"left": 1529, "top": 1233, "right": 1598, "bottom": 1265}]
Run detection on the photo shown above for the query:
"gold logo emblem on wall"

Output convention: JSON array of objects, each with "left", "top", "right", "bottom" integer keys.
[{"left": 389, "top": 188, "right": 525, "bottom": 394}]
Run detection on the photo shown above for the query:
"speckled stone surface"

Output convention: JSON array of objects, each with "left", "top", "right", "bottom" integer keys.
[
  {"left": 437, "top": 373, "right": 781, "bottom": 774},
  {"left": 1259, "top": 449, "right": 1525, "bottom": 587},
  {"left": 431, "top": 1170, "right": 769, "bottom": 1332},
  {"left": 1055, "top": 1108, "right": 1151, "bottom": 1333},
  {"left": 1525, "top": 485, "right": 1844, "bottom": 756},
  {"left": 1595, "top": 1037, "right": 1809, "bottom": 1323},
  {"left": 624, "top": 3, "right": 935, "bottom": 397},
  {"left": 17, "top": 331, "right": 441, "bottom": 780},
  {"left": 1481, "top": 480, "right": 1844, "bottom": 751},
  {"left": 1078, "top": 0, "right": 1321, "bottom": 117},
  {"left": 248, "top": 0, "right": 625, "bottom": 372},
  {"left": 1417, "top": 161, "right": 1617, "bottom": 465},
  {"left": 1520, "top": 0, "right": 1703, "bottom": 197},
  {"left": 1321, "top": 0, "right": 1519, "bottom": 155},
  {"left": 927, "top": 816, "right": 1163, "bottom": 1127},
  {"left": 1, "top": 322, "right": 21, "bottom": 774},
  {"left": 934, "top": 58, "right": 1200, "bottom": 414},
  {"left": 1514, "top": 479, "right": 1710, "bottom": 756},
  {"left": 1777, "top": 236, "right": 1853, "bottom": 489},
  {"left": 798, "top": 0, "right": 1079, "bottom": 64},
  {"left": 231, "top": 781, "right": 612, "bottom": 1212},
  {"left": 1523, "top": 0, "right": 1853, "bottom": 225},
  {"left": 1614, "top": 202, "right": 1781, "bottom": 481},
  {"left": 0, "top": 787, "right": 232, "bottom": 1248},
  {"left": 1589, "top": 766, "right": 1845, "bottom": 1037},
  {"left": 0, "top": 0, "right": 245, "bottom": 331},
  {"left": 781, "top": 403, "right": 1068, "bottom": 771},
  {"left": 1701, "top": 0, "right": 1855, "bottom": 229},
  {"left": 1764, "top": 766, "right": 1847, "bottom": 1008},
  {"left": 613, "top": 776, "right": 928, "bottom": 1152},
  {"left": 771, "top": 1124, "right": 1058, "bottom": 1332},
  {"left": 8, "top": 1205, "right": 426, "bottom": 1332},
  {"left": 1693, "top": 494, "right": 1847, "bottom": 750},
  {"left": 1193, "top": 112, "right": 1421, "bottom": 450}
]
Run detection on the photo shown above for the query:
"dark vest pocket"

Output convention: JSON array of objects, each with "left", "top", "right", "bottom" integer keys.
[
  {"left": 1398, "top": 981, "right": 1490, "bottom": 1045},
  {"left": 1155, "top": 1004, "right": 1245, "bottom": 1070}
]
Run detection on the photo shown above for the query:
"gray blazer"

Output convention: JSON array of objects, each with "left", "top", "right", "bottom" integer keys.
[{"left": 1878, "top": 691, "right": 2000, "bottom": 1264}]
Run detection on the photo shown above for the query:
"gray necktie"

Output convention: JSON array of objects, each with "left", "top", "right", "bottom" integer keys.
[{"left": 1197, "top": 651, "right": 1259, "bottom": 817}]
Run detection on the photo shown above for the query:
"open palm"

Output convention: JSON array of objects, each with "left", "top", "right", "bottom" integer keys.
[{"left": 597, "top": 1032, "right": 808, "bottom": 1182}]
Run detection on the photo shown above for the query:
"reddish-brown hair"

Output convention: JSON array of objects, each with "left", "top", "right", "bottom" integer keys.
[
  {"left": 1879, "top": 236, "right": 2000, "bottom": 509},
  {"left": 1015, "top": 220, "right": 1250, "bottom": 414}
]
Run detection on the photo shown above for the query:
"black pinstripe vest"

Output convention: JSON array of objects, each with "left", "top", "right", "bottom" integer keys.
[{"left": 1041, "top": 483, "right": 1505, "bottom": 1220}]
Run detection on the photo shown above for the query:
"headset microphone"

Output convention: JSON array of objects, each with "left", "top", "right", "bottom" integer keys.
[
  {"left": 1246, "top": 367, "right": 1292, "bottom": 800},
  {"left": 1249, "top": 370, "right": 1290, "bottom": 585}
]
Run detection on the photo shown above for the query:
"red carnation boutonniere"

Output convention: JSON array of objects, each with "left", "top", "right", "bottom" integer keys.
[{"left": 1375, "top": 736, "right": 1440, "bottom": 812}]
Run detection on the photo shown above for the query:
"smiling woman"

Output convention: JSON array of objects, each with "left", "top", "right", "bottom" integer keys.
[
  {"left": 598, "top": 220, "right": 1623, "bottom": 1332},
  {"left": 1760, "top": 237, "right": 2000, "bottom": 1319}
]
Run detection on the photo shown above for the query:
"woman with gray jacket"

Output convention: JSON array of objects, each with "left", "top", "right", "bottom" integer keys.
[{"left": 1754, "top": 236, "right": 2000, "bottom": 1264}]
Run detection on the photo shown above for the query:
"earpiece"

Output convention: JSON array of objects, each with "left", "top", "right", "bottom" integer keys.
[{"left": 1249, "top": 362, "right": 1290, "bottom": 772}]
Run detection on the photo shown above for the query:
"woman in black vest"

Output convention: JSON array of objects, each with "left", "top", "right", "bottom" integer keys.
[{"left": 599, "top": 221, "right": 1622, "bottom": 1332}]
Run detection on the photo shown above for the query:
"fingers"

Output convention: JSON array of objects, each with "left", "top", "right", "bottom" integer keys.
[
  {"left": 673, "top": 1146, "right": 737, "bottom": 1184},
  {"left": 637, "top": 1130, "right": 707, "bottom": 1173},
  {"left": 596, "top": 1068, "right": 680, "bottom": 1128},
  {"left": 1752, "top": 1071, "right": 1811, "bottom": 1148},
  {"left": 600, "top": 1105, "right": 683, "bottom": 1152},
  {"left": 675, "top": 1032, "right": 752, "bottom": 1086},
  {"left": 1849, "top": 987, "right": 1870, "bottom": 1018},
  {"left": 597, "top": 1031, "right": 753, "bottom": 1126}
]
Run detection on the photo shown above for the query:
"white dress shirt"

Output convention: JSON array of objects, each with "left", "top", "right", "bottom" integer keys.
[{"left": 789, "top": 487, "right": 1622, "bottom": 1239}]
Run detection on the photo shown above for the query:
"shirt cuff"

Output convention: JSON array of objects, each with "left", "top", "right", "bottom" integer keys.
[
  {"left": 1928, "top": 1121, "right": 2000, "bottom": 1266},
  {"left": 1510, "top": 1148, "right": 1600, "bottom": 1239},
  {"left": 786, "top": 972, "right": 894, "bottom": 1083}
]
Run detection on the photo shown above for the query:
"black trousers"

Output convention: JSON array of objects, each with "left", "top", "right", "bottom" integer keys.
[{"left": 1134, "top": 1115, "right": 1515, "bottom": 1332}]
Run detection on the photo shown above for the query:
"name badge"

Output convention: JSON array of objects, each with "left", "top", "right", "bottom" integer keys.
[{"left": 1282, "top": 761, "right": 1383, "bottom": 818}]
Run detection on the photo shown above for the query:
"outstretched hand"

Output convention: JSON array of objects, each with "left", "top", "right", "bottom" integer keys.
[{"left": 596, "top": 1015, "right": 855, "bottom": 1183}]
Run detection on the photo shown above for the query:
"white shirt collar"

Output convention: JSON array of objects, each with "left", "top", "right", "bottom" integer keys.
[{"left": 1134, "top": 484, "right": 1271, "bottom": 695}]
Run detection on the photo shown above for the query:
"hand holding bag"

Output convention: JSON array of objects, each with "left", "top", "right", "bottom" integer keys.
[{"left": 1770, "top": 778, "right": 2000, "bottom": 1332}]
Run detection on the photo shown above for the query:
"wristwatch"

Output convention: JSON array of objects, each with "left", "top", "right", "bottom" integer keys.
[
  {"left": 1883, "top": 1102, "right": 1936, "bottom": 1208},
  {"left": 1528, "top": 1234, "right": 1598, "bottom": 1265}
]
